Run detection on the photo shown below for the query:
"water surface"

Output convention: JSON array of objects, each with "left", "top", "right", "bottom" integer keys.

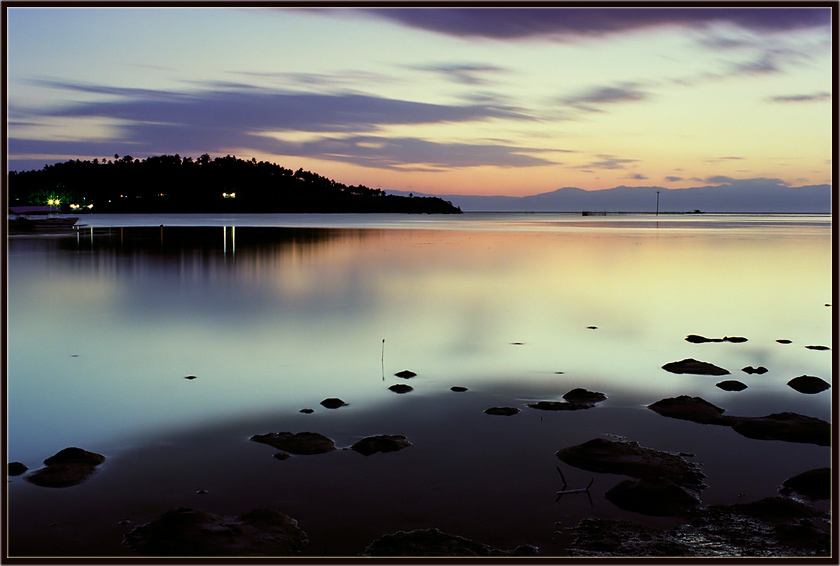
[{"left": 6, "top": 214, "right": 832, "bottom": 556}]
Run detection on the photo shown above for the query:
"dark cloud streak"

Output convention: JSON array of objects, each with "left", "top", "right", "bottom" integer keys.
[{"left": 362, "top": 8, "right": 831, "bottom": 40}]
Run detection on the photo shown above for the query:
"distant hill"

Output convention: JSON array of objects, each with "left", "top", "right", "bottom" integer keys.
[
  {"left": 6, "top": 154, "right": 462, "bottom": 214},
  {"left": 391, "top": 181, "right": 832, "bottom": 213}
]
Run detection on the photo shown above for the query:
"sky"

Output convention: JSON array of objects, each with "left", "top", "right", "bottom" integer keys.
[{"left": 5, "top": 6, "right": 834, "bottom": 197}]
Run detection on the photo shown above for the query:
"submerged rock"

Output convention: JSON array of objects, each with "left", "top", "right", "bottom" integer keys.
[
  {"left": 716, "top": 380, "right": 747, "bottom": 391},
  {"left": 731, "top": 412, "right": 830, "bottom": 446},
  {"left": 394, "top": 370, "right": 417, "bottom": 378},
  {"left": 662, "top": 358, "right": 729, "bottom": 376},
  {"left": 780, "top": 468, "right": 830, "bottom": 500},
  {"left": 742, "top": 366, "right": 768, "bottom": 374},
  {"left": 776, "top": 339, "right": 792, "bottom": 344},
  {"left": 485, "top": 407, "right": 520, "bottom": 416},
  {"left": 563, "top": 388, "right": 608, "bottom": 405},
  {"left": 350, "top": 435, "right": 412, "bottom": 456},
  {"left": 605, "top": 477, "right": 701, "bottom": 516},
  {"left": 648, "top": 396, "right": 734, "bottom": 425},
  {"left": 123, "top": 507, "right": 308, "bottom": 556},
  {"left": 320, "top": 398, "right": 348, "bottom": 409},
  {"left": 299, "top": 408, "right": 314, "bottom": 414},
  {"left": 250, "top": 432, "right": 336, "bottom": 455},
  {"left": 685, "top": 335, "right": 747, "bottom": 344},
  {"left": 805, "top": 345, "right": 830, "bottom": 351},
  {"left": 361, "top": 528, "right": 538, "bottom": 557},
  {"left": 556, "top": 438, "right": 705, "bottom": 490},
  {"left": 527, "top": 401, "right": 590, "bottom": 411},
  {"left": 787, "top": 375, "right": 830, "bottom": 394},
  {"left": 25, "top": 447, "right": 106, "bottom": 488},
  {"left": 388, "top": 384, "right": 413, "bottom": 394},
  {"left": 450, "top": 386, "right": 468, "bottom": 392},
  {"left": 184, "top": 375, "right": 197, "bottom": 380}
]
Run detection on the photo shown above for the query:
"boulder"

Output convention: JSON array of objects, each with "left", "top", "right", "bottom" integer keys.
[
  {"left": 556, "top": 438, "right": 705, "bottom": 490},
  {"left": 685, "top": 335, "right": 747, "bottom": 344},
  {"left": 780, "top": 468, "right": 830, "bottom": 500},
  {"left": 742, "top": 366, "right": 768, "bottom": 374},
  {"left": 732, "top": 413, "right": 830, "bottom": 446},
  {"left": 8, "top": 462, "right": 28, "bottom": 476},
  {"left": 484, "top": 407, "right": 520, "bottom": 416},
  {"left": 361, "top": 528, "right": 538, "bottom": 557},
  {"left": 527, "top": 401, "right": 590, "bottom": 411},
  {"left": 776, "top": 339, "right": 792, "bottom": 344},
  {"left": 648, "top": 396, "right": 735, "bottom": 425},
  {"left": 388, "top": 384, "right": 413, "bottom": 394},
  {"left": 250, "top": 432, "right": 336, "bottom": 455},
  {"left": 394, "top": 370, "right": 417, "bottom": 378},
  {"left": 25, "top": 447, "right": 106, "bottom": 488},
  {"left": 787, "top": 375, "right": 830, "bottom": 394},
  {"left": 123, "top": 507, "right": 308, "bottom": 556},
  {"left": 605, "top": 477, "right": 701, "bottom": 516},
  {"left": 805, "top": 345, "right": 830, "bottom": 351},
  {"left": 350, "top": 435, "right": 412, "bottom": 456},
  {"left": 562, "top": 388, "right": 607, "bottom": 405},
  {"left": 662, "top": 358, "right": 729, "bottom": 376},
  {"left": 450, "top": 386, "right": 468, "bottom": 392},
  {"left": 299, "top": 408, "right": 314, "bottom": 414},
  {"left": 320, "top": 398, "right": 347, "bottom": 409},
  {"left": 716, "top": 380, "right": 747, "bottom": 391}
]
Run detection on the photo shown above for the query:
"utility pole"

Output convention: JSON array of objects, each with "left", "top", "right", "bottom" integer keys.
[{"left": 656, "top": 191, "right": 660, "bottom": 216}]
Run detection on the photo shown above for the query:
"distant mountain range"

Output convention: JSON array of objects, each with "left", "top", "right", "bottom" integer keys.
[{"left": 392, "top": 180, "right": 832, "bottom": 213}]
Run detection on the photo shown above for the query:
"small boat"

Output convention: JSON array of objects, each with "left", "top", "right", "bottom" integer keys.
[{"left": 8, "top": 206, "right": 80, "bottom": 232}]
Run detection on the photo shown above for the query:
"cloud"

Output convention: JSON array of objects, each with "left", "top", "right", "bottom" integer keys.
[
  {"left": 360, "top": 8, "right": 831, "bottom": 40},
  {"left": 9, "top": 81, "right": 557, "bottom": 171},
  {"left": 767, "top": 91, "right": 831, "bottom": 103},
  {"left": 412, "top": 63, "right": 510, "bottom": 86},
  {"left": 576, "top": 154, "right": 639, "bottom": 170},
  {"left": 559, "top": 83, "right": 650, "bottom": 113},
  {"left": 665, "top": 176, "right": 683, "bottom": 182}
]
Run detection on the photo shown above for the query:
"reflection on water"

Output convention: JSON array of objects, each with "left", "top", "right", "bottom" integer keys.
[{"left": 6, "top": 215, "right": 833, "bottom": 556}]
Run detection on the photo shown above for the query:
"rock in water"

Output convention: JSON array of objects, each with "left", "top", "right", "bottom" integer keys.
[
  {"left": 731, "top": 412, "right": 830, "bottom": 446},
  {"left": 605, "top": 477, "right": 701, "bottom": 516},
  {"left": 648, "top": 396, "right": 734, "bottom": 425},
  {"left": 350, "top": 435, "right": 412, "bottom": 456},
  {"left": 8, "top": 462, "right": 28, "bottom": 476},
  {"left": 250, "top": 432, "right": 336, "bottom": 455},
  {"left": 484, "top": 407, "right": 520, "bottom": 416},
  {"left": 662, "top": 358, "right": 729, "bottom": 375},
  {"left": 716, "top": 380, "right": 747, "bottom": 391},
  {"left": 780, "top": 468, "right": 830, "bottom": 500},
  {"left": 25, "top": 447, "right": 106, "bottom": 488},
  {"left": 388, "top": 384, "right": 413, "bottom": 394},
  {"left": 787, "top": 375, "right": 830, "bottom": 394},
  {"left": 395, "top": 370, "right": 417, "bottom": 378},
  {"left": 320, "top": 398, "right": 347, "bottom": 409},
  {"left": 123, "top": 507, "right": 308, "bottom": 556},
  {"left": 361, "top": 528, "right": 537, "bottom": 557}
]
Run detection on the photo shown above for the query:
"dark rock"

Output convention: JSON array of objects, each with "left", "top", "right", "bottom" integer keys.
[
  {"left": 123, "top": 507, "right": 308, "bottom": 556},
  {"left": 484, "top": 407, "right": 520, "bottom": 416},
  {"left": 299, "top": 408, "right": 314, "bottom": 414},
  {"left": 567, "top": 519, "right": 689, "bottom": 557},
  {"left": 787, "top": 375, "right": 830, "bottom": 394},
  {"left": 388, "top": 384, "right": 413, "bottom": 394},
  {"left": 780, "top": 468, "right": 830, "bottom": 500},
  {"left": 716, "top": 380, "right": 747, "bottom": 391},
  {"left": 196, "top": 489, "right": 208, "bottom": 495},
  {"left": 25, "top": 447, "right": 106, "bottom": 488},
  {"left": 44, "top": 447, "right": 105, "bottom": 467},
  {"left": 605, "top": 477, "right": 701, "bottom": 516},
  {"left": 587, "top": 326, "right": 598, "bottom": 329},
  {"left": 776, "top": 339, "right": 792, "bottom": 344},
  {"left": 8, "top": 462, "right": 28, "bottom": 476},
  {"left": 556, "top": 438, "right": 705, "bottom": 490},
  {"left": 742, "top": 366, "right": 768, "bottom": 374},
  {"left": 662, "top": 358, "right": 729, "bottom": 376},
  {"left": 361, "top": 528, "right": 536, "bottom": 557},
  {"left": 394, "top": 370, "right": 417, "bottom": 378},
  {"left": 805, "top": 345, "right": 830, "bottom": 351},
  {"left": 731, "top": 412, "right": 830, "bottom": 446},
  {"left": 648, "top": 396, "right": 735, "bottom": 425},
  {"left": 563, "top": 388, "right": 607, "bottom": 405},
  {"left": 184, "top": 375, "right": 197, "bottom": 380},
  {"left": 685, "top": 335, "right": 747, "bottom": 344},
  {"left": 250, "top": 432, "right": 336, "bottom": 455},
  {"left": 273, "top": 452, "right": 291, "bottom": 461},
  {"left": 450, "top": 386, "right": 468, "bottom": 392},
  {"left": 350, "top": 435, "right": 412, "bottom": 456},
  {"left": 320, "top": 398, "right": 347, "bottom": 409}
]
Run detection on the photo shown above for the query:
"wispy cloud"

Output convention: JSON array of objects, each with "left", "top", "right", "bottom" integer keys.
[
  {"left": 360, "top": 8, "right": 831, "bottom": 40},
  {"left": 767, "top": 91, "right": 831, "bottom": 103},
  {"left": 576, "top": 154, "right": 640, "bottom": 170},
  {"left": 411, "top": 63, "right": 510, "bottom": 86},
  {"left": 560, "top": 82, "right": 650, "bottom": 112},
  {"left": 12, "top": 80, "right": 553, "bottom": 170}
]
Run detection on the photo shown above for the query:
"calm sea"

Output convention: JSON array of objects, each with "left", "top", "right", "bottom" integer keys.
[{"left": 6, "top": 213, "right": 833, "bottom": 556}]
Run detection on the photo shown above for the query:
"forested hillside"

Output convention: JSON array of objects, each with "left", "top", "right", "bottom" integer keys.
[{"left": 7, "top": 154, "right": 461, "bottom": 214}]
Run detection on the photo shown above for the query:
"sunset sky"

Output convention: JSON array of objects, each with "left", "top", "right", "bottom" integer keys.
[{"left": 5, "top": 6, "right": 834, "bottom": 196}]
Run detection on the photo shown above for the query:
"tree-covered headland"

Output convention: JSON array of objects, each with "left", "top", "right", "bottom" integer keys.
[{"left": 7, "top": 154, "right": 461, "bottom": 214}]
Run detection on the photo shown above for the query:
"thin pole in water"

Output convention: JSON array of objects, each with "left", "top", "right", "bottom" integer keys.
[
  {"left": 656, "top": 191, "right": 660, "bottom": 216},
  {"left": 381, "top": 339, "right": 385, "bottom": 381}
]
